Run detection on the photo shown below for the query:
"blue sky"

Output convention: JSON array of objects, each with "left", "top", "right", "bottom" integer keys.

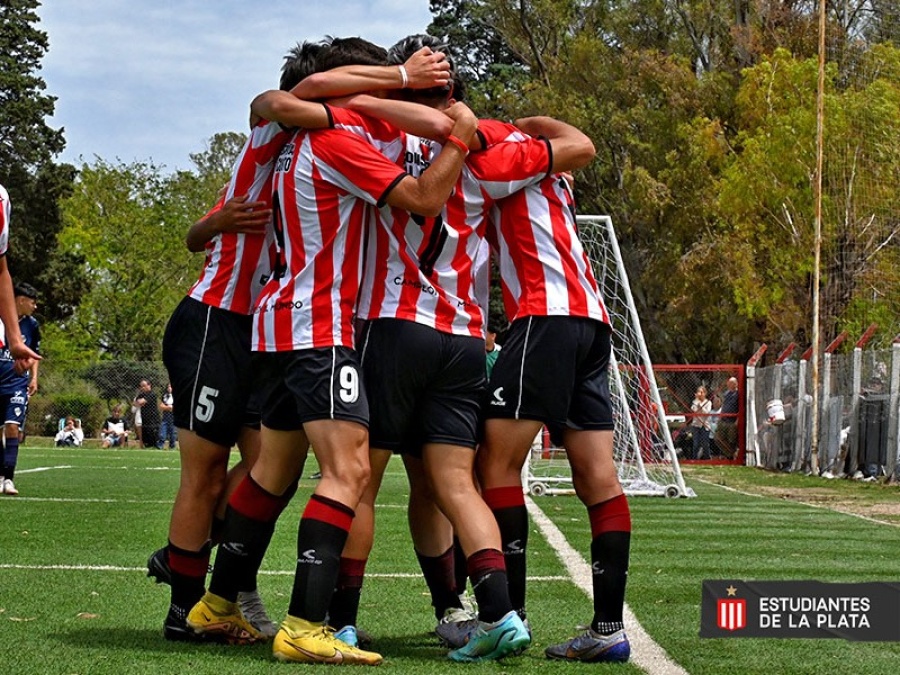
[{"left": 38, "top": 0, "right": 435, "bottom": 172}]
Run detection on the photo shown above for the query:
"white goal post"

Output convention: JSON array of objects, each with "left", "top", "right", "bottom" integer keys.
[{"left": 525, "top": 215, "right": 694, "bottom": 498}]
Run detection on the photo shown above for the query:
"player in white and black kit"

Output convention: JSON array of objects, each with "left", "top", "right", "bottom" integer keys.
[
  {"left": 0, "top": 283, "right": 41, "bottom": 496},
  {"left": 475, "top": 121, "right": 632, "bottom": 663}
]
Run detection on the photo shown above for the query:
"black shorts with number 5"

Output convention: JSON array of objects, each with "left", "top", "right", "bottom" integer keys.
[{"left": 162, "top": 296, "right": 259, "bottom": 447}]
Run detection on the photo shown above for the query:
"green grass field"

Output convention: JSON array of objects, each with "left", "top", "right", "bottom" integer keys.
[{"left": 1, "top": 444, "right": 898, "bottom": 674}]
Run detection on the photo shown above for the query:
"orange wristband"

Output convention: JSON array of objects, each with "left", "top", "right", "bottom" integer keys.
[{"left": 446, "top": 135, "right": 470, "bottom": 156}]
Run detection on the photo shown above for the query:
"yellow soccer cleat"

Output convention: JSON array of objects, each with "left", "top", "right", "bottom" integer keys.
[
  {"left": 273, "top": 615, "right": 383, "bottom": 665},
  {"left": 186, "top": 591, "right": 265, "bottom": 645}
]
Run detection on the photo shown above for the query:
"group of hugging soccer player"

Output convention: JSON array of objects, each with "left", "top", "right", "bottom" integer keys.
[{"left": 146, "top": 31, "right": 633, "bottom": 666}]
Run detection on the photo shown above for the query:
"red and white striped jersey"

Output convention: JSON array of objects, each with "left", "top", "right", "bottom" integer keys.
[
  {"left": 0, "top": 183, "right": 9, "bottom": 257},
  {"left": 479, "top": 121, "right": 610, "bottom": 325},
  {"left": 187, "top": 119, "right": 289, "bottom": 314},
  {"left": 357, "top": 130, "right": 552, "bottom": 337},
  {"left": 253, "top": 119, "right": 409, "bottom": 352}
]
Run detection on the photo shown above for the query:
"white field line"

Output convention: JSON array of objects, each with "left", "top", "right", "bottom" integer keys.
[
  {"left": 691, "top": 476, "right": 900, "bottom": 528},
  {"left": 526, "top": 497, "right": 688, "bottom": 675},
  {"left": 0, "top": 497, "right": 411, "bottom": 506},
  {"left": 16, "top": 465, "right": 176, "bottom": 473},
  {"left": 0, "top": 563, "right": 566, "bottom": 582},
  {"left": 16, "top": 465, "right": 74, "bottom": 474}
]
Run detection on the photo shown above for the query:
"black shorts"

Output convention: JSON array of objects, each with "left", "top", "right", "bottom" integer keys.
[
  {"left": 255, "top": 346, "right": 368, "bottom": 431},
  {"left": 358, "top": 319, "right": 485, "bottom": 454},
  {"left": 162, "top": 296, "right": 259, "bottom": 447},
  {"left": 484, "top": 316, "right": 614, "bottom": 443}
]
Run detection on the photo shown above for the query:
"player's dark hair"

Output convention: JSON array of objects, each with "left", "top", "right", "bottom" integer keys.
[
  {"left": 387, "top": 33, "right": 465, "bottom": 103},
  {"left": 280, "top": 39, "right": 331, "bottom": 91},
  {"left": 13, "top": 282, "right": 37, "bottom": 299},
  {"left": 317, "top": 36, "right": 388, "bottom": 70}
]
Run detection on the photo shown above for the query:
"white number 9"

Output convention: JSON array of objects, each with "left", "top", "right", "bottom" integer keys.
[{"left": 338, "top": 366, "right": 359, "bottom": 404}]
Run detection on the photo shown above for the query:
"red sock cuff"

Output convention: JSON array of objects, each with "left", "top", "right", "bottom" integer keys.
[
  {"left": 167, "top": 543, "right": 211, "bottom": 578},
  {"left": 337, "top": 556, "right": 368, "bottom": 589},
  {"left": 303, "top": 493, "right": 354, "bottom": 532},
  {"left": 229, "top": 474, "right": 283, "bottom": 522},
  {"left": 466, "top": 548, "right": 506, "bottom": 580},
  {"left": 482, "top": 485, "right": 526, "bottom": 510},
  {"left": 588, "top": 493, "right": 631, "bottom": 538}
]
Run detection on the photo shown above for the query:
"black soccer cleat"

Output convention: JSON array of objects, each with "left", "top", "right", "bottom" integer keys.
[{"left": 147, "top": 547, "right": 172, "bottom": 586}]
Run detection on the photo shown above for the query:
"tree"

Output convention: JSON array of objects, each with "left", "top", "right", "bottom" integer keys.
[
  {"left": 189, "top": 131, "right": 248, "bottom": 181},
  {"left": 709, "top": 47, "right": 900, "bottom": 347},
  {"left": 0, "top": 0, "right": 64, "bottom": 169},
  {"left": 1, "top": 0, "right": 81, "bottom": 320},
  {"left": 55, "top": 159, "right": 209, "bottom": 360}
]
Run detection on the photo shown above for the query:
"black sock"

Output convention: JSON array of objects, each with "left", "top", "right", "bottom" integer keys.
[
  {"left": 288, "top": 494, "right": 354, "bottom": 623},
  {"left": 467, "top": 548, "right": 512, "bottom": 623},
  {"left": 588, "top": 495, "right": 631, "bottom": 635},
  {"left": 452, "top": 537, "right": 468, "bottom": 596},
  {"left": 328, "top": 557, "right": 367, "bottom": 628},
  {"left": 482, "top": 486, "right": 529, "bottom": 616},
  {"left": 208, "top": 475, "right": 284, "bottom": 601},
  {"left": 416, "top": 546, "right": 463, "bottom": 619},
  {"left": 167, "top": 542, "right": 209, "bottom": 610}
]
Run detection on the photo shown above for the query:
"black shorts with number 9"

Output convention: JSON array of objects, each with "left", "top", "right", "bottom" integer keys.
[
  {"left": 162, "top": 296, "right": 260, "bottom": 447},
  {"left": 255, "top": 346, "right": 369, "bottom": 431}
]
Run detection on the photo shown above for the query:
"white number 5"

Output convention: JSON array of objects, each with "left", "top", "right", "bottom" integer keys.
[{"left": 195, "top": 385, "right": 219, "bottom": 423}]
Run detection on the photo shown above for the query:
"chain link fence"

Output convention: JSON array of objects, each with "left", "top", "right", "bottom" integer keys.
[
  {"left": 651, "top": 365, "right": 745, "bottom": 464},
  {"left": 748, "top": 341, "right": 900, "bottom": 481},
  {"left": 26, "top": 351, "right": 168, "bottom": 447}
]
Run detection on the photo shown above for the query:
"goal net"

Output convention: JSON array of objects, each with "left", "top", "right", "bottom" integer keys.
[{"left": 525, "top": 215, "right": 694, "bottom": 498}]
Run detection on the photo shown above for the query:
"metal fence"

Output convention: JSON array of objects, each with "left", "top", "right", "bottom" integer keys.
[
  {"left": 25, "top": 355, "right": 168, "bottom": 447},
  {"left": 651, "top": 365, "right": 745, "bottom": 464},
  {"left": 747, "top": 340, "right": 900, "bottom": 481}
]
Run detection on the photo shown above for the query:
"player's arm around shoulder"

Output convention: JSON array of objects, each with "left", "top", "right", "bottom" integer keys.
[
  {"left": 250, "top": 90, "right": 331, "bottom": 130},
  {"left": 342, "top": 94, "right": 454, "bottom": 141},
  {"left": 514, "top": 116, "right": 596, "bottom": 173},
  {"left": 385, "top": 102, "right": 478, "bottom": 217}
]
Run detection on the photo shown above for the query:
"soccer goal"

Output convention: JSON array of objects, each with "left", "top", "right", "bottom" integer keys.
[{"left": 525, "top": 215, "right": 694, "bottom": 498}]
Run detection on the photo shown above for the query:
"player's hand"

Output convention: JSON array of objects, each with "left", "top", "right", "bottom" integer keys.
[
  {"left": 215, "top": 194, "right": 272, "bottom": 235},
  {"left": 8, "top": 340, "right": 40, "bottom": 375},
  {"left": 404, "top": 47, "right": 451, "bottom": 89},
  {"left": 27, "top": 379, "right": 38, "bottom": 396},
  {"left": 443, "top": 102, "right": 478, "bottom": 146}
]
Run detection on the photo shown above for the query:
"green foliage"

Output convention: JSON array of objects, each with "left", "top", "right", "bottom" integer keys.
[
  {"left": 189, "top": 131, "right": 248, "bottom": 183},
  {"left": 82, "top": 360, "right": 167, "bottom": 403},
  {"left": 0, "top": 0, "right": 81, "bottom": 320},
  {"left": 434, "top": 2, "right": 900, "bottom": 360},
  {"left": 25, "top": 363, "right": 106, "bottom": 436},
  {"left": 0, "top": 0, "right": 65, "bottom": 169},
  {"left": 54, "top": 159, "right": 210, "bottom": 359}
]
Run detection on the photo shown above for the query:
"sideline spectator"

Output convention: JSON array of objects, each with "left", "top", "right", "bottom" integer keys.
[
  {"left": 715, "top": 377, "right": 739, "bottom": 459},
  {"left": 55, "top": 416, "right": 84, "bottom": 447},
  {"left": 131, "top": 386, "right": 143, "bottom": 446},
  {"left": 157, "top": 382, "right": 176, "bottom": 449},
  {"left": 134, "top": 379, "right": 160, "bottom": 450},
  {"left": 690, "top": 385, "right": 712, "bottom": 459},
  {"left": 101, "top": 405, "right": 130, "bottom": 448}
]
